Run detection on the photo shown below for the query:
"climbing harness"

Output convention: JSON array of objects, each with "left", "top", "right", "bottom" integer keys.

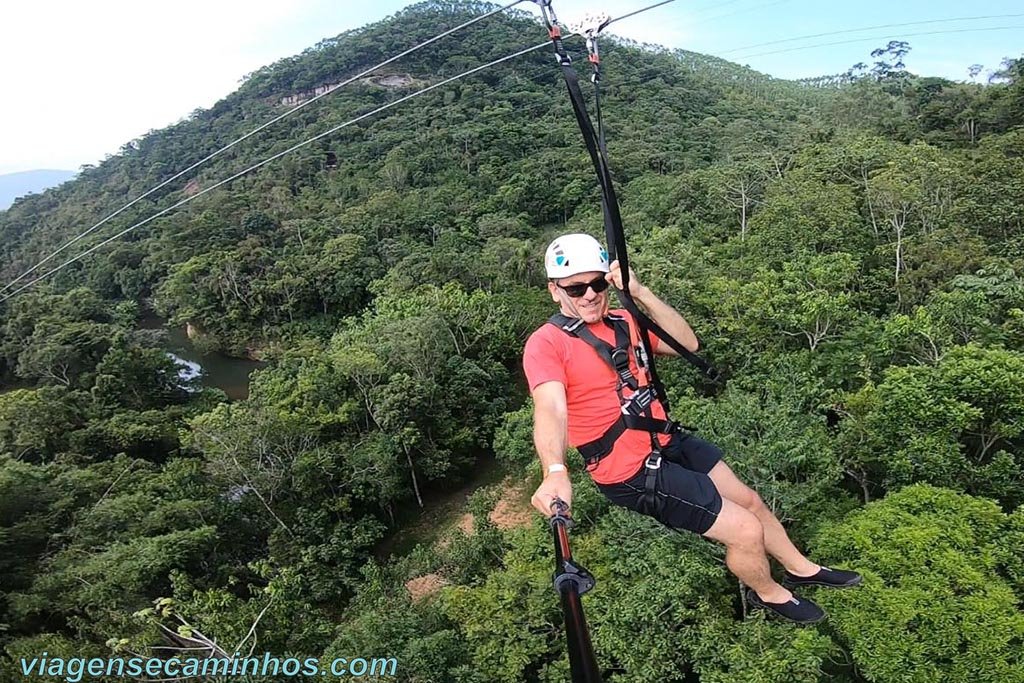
[
  {"left": 547, "top": 310, "right": 694, "bottom": 514},
  {"left": 547, "top": 312, "right": 679, "bottom": 470},
  {"left": 550, "top": 499, "right": 601, "bottom": 683}
]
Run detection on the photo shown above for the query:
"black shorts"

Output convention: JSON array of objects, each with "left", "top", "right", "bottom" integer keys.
[{"left": 595, "top": 432, "right": 724, "bottom": 535}]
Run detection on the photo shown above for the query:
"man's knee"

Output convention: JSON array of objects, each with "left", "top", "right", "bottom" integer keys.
[
  {"left": 707, "top": 502, "right": 764, "bottom": 549},
  {"left": 725, "top": 483, "right": 765, "bottom": 516},
  {"left": 708, "top": 462, "right": 767, "bottom": 515},
  {"left": 732, "top": 510, "right": 765, "bottom": 547},
  {"left": 745, "top": 490, "right": 768, "bottom": 516}
]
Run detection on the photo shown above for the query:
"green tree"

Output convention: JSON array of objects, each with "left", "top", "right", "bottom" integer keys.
[
  {"left": 813, "top": 484, "right": 1024, "bottom": 683},
  {"left": 0, "top": 387, "right": 84, "bottom": 461},
  {"left": 837, "top": 345, "right": 1024, "bottom": 506}
]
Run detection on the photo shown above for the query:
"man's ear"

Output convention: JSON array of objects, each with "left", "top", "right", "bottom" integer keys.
[{"left": 547, "top": 281, "right": 560, "bottom": 303}]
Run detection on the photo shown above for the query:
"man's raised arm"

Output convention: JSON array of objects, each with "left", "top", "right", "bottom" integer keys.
[{"left": 606, "top": 260, "right": 699, "bottom": 355}]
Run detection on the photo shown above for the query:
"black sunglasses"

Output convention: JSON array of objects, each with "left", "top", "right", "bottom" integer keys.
[{"left": 556, "top": 276, "right": 611, "bottom": 298}]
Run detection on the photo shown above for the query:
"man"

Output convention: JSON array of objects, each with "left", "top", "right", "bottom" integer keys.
[{"left": 523, "top": 233, "right": 860, "bottom": 624}]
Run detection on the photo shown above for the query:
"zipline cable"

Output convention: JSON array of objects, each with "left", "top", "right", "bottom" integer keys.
[
  {"left": 0, "top": 41, "right": 551, "bottom": 303},
  {"left": 605, "top": 0, "right": 782, "bottom": 32},
  {"left": 719, "top": 13, "right": 1024, "bottom": 56},
  {"left": 0, "top": 0, "right": 525, "bottom": 296},
  {"left": 605, "top": 0, "right": 677, "bottom": 27},
  {"left": 738, "top": 25, "right": 1024, "bottom": 60},
  {"left": 602, "top": 0, "right": 759, "bottom": 29}
]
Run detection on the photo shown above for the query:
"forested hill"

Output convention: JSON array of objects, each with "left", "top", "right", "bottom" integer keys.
[
  {"left": 2, "top": 1, "right": 1024, "bottom": 681},
  {"left": 0, "top": 1, "right": 844, "bottom": 336}
]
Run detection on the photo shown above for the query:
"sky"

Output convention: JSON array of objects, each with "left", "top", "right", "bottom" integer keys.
[{"left": 1, "top": 0, "right": 1021, "bottom": 174}]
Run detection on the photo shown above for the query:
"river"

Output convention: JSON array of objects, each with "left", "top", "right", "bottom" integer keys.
[{"left": 139, "top": 315, "right": 263, "bottom": 400}]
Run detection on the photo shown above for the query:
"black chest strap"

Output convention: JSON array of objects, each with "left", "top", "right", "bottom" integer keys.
[
  {"left": 577, "top": 413, "right": 678, "bottom": 466},
  {"left": 549, "top": 313, "right": 638, "bottom": 390}
]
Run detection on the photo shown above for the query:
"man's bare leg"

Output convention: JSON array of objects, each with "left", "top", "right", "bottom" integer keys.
[
  {"left": 707, "top": 460, "right": 819, "bottom": 577},
  {"left": 702, "top": 498, "right": 792, "bottom": 602}
]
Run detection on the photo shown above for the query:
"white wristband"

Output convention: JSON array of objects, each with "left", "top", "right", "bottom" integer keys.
[{"left": 546, "top": 463, "right": 567, "bottom": 475}]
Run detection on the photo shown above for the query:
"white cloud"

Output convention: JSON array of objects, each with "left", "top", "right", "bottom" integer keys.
[{"left": 0, "top": 0, "right": 324, "bottom": 173}]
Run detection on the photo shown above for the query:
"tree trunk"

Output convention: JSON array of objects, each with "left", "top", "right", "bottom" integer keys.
[
  {"left": 404, "top": 444, "right": 423, "bottom": 508},
  {"left": 892, "top": 217, "right": 904, "bottom": 286},
  {"left": 740, "top": 197, "right": 748, "bottom": 241},
  {"left": 863, "top": 168, "right": 880, "bottom": 238}
]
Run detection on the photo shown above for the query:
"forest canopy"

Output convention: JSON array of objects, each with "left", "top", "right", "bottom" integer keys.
[{"left": 1, "top": 2, "right": 1023, "bottom": 681}]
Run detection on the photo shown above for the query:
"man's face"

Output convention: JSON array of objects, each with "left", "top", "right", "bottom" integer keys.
[{"left": 548, "top": 271, "right": 610, "bottom": 323}]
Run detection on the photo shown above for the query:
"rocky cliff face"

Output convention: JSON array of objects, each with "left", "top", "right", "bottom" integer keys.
[{"left": 279, "top": 74, "right": 417, "bottom": 106}]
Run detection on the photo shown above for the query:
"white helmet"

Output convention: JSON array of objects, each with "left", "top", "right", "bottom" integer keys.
[{"left": 544, "top": 233, "right": 609, "bottom": 279}]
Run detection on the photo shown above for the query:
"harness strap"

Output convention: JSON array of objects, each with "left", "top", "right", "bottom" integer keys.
[
  {"left": 550, "top": 312, "right": 688, "bottom": 472},
  {"left": 535, "top": 5, "right": 723, "bottom": 389},
  {"left": 643, "top": 448, "right": 662, "bottom": 511},
  {"left": 549, "top": 313, "right": 638, "bottom": 390},
  {"left": 576, "top": 414, "right": 677, "bottom": 466}
]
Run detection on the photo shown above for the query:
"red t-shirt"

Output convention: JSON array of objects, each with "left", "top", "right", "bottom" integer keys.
[{"left": 523, "top": 310, "right": 671, "bottom": 484}]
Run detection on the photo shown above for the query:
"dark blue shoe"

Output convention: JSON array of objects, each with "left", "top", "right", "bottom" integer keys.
[
  {"left": 746, "top": 589, "right": 826, "bottom": 625},
  {"left": 783, "top": 565, "right": 862, "bottom": 589}
]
